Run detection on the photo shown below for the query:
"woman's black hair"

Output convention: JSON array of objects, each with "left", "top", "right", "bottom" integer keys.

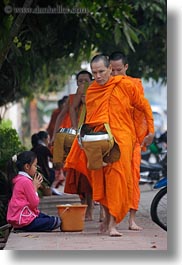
[
  {"left": 31, "top": 133, "right": 39, "bottom": 148},
  {"left": 6, "top": 151, "right": 37, "bottom": 199},
  {"left": 15, "top": 151, "right": 37, "bottom": 171},
  {"left": 37, "top": 131, "right": 49, "bottom": 140}
]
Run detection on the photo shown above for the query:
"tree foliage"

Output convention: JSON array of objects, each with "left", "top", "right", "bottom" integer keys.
[{"left": 0, "top": 0, "right": 167, "bottom": 108}]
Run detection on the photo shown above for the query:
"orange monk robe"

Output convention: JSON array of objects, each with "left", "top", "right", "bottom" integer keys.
[
  {"left": 63, "top": 104, "right": 91, "bottom": 196},
  {"left": 59, "top": 94, "right": 75, "bottom": 128},
  {"left": 64, "top": 76, "right": 154, "bottom": 223},
  {"left": 64, "top": 168, "right": 81, "bottom": 194},
  {"left": 128, "top": 77, "right": 148, "bottom": 210},
  {"left": 132, "top": 78, "right": 148, "bottom": 145},
  {"left": 53, "top": 94, "right": 77, "bottom": 164},
  {"left": 47, "top": 108, "right": 62, "bottom": 139},
  {"left": 64, "top": 168, "right": 92, "bottom": 196},
  {"left": 53, "top": 94, "right": 76, "bottom": 176},
  {"left": 53, "top": 94, "right": 75, "bottom": 161}
]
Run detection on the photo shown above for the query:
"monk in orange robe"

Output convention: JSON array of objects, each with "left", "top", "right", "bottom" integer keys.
[
  {"left": 51, "top": 71, "right": 92, "bottom": 193},
  {"left": 63, "top": 70, "right": 94, "bottom": 220},
  {"left": 47, "top": 96, "right": 68, "bottom": 139},
  {"left": 51, "top": 71, "right": 93, "bottom": 143},
  {"left": 109, "top": 51, "right": 149, "bottom": 230},
  {"left": 51, "top": 94, "right": 74, "bottom": 143},
  {"left": 64, "top": 54, "right": 154, "bottom": 236}
]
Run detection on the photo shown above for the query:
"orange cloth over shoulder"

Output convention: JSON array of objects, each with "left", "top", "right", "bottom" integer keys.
[
  {"left": 47, "top": 108, "right": 61, "bottom": 139},
  {"left": 65, "top": 76, "right": 154, "bottom": 223},
  {"left": 63, "top": 102, "right": 89, "bottom": 195},
  {"left": 127, "top": 77, "right": 147, "bottom": 210},
  {"left": 59, "top": 94, "right": 75, "bottom": 128},
  {"left": 130, "top": 77, "right": 149, "bottom": 145},
  {"left": 127, "top": 77, "right": 154, "bottom": 210},
  {"left": 131, "top": 142, "right": 141, "bottom": 210}
]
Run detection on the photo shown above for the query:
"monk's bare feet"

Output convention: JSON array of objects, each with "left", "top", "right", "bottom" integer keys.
[
  {"left": 129, "top": 210, "right": 142, "bottom": 231},
  {"left": 100, "top": 219, "right": 108, "bottom": 233},
  {"left": 99, "top": 205, "right": 105, "bottom": 222},
  {"left": 108, "top": 214, "right": 122, "bottom": 236},
  {"left": 85, "top": 217, "right": 93, "bottom": 221},
  {"left": 129, "top": 221, "right": 143, "bottom": 231},
  {"left": 109, "top": 227, "right": 123, "bottom": 237},
  {"left": 85, "top": 212, "right": 93, "bottom": 221}
]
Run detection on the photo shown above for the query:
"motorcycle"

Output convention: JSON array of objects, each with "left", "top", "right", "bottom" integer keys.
[
  {"left": 140, "top": 149, "right": 167, "bottom": 185},
  {"left": 140, "top": 131, "right": 167, "bottom": 231},
  {"left": 150, "top": 175, "right": 167, "bottom": 231},
  {"left": 140, "top": 131, "right": 167, "bottom": 184},
  {"left": 140, "top": 160, "right": 163, "bottom": 184},
  {"left": 140, "top": 134, "right": 167, "bottom": 231}
]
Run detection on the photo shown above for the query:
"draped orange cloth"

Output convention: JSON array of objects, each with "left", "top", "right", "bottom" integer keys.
[
  {"left": 128, "top": 77, "right": 148, "bottom": 210},
  {"left": 131, "top": 78, "right": 148, "bottom": 145},
  {"left": 63, "top": 100, "right": 90, "bottom": 195},
  {"left": 52, "top": 94, "right": 75, "bottom": 164},
  {"left": 64, "top": 76, "right": 154, "bottom": 223},
  {"left": 47, "top": 108, "right": 62, "bottom": 139},
  {"left": 64, "top": 168, "right": 91, "bottom": 196},
  {"left": 131, "top": 142, "right": 141, "bottom": 210},
  {"left": 59, "top": 94, "right": 75, "bottom": 128}
]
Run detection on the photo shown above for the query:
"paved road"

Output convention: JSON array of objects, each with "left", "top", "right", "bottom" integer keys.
[{"left": 4, "top": 184, "right": 167, "bottom": 250}]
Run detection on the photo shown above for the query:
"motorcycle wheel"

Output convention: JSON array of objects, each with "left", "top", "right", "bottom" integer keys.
[{"left": 150, "top": 187, "right": 167, "bottom": 231}]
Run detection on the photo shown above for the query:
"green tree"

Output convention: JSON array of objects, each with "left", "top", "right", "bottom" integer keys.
[
  {"left": 0, "top": 119, "right": 26, "bottom": 226},
  {"left": 0, "top": 0, "right": 166, "bottom": 108}
]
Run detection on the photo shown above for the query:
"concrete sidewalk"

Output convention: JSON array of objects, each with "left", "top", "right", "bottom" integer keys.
[{"left": 4, "top": 184, "right": 167, "bottom": 250}]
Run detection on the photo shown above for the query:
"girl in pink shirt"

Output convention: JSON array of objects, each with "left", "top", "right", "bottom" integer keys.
[{"left": 6, "top": 151, "right": 61, "bottom": 232}]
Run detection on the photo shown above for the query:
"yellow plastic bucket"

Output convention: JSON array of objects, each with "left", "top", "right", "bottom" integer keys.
[{"left": 56, "top": 204, "right": 87, "bottom": 232}]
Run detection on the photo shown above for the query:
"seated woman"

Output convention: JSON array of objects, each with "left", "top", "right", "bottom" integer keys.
[
  {"left": 6, "top": 151, "right": 61, "bottom": 232},
  {"left": 31, "top": 131, "right": 62, "bottom": 195}
]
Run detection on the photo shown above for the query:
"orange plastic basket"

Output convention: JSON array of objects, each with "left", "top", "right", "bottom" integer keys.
[{"left": 56, "top": 204, "right": 87, "bottom": 232}]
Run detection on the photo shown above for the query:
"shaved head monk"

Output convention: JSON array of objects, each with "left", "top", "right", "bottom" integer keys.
[{"left": 64, "top": 54, "right": 154, "bottom": 236}]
